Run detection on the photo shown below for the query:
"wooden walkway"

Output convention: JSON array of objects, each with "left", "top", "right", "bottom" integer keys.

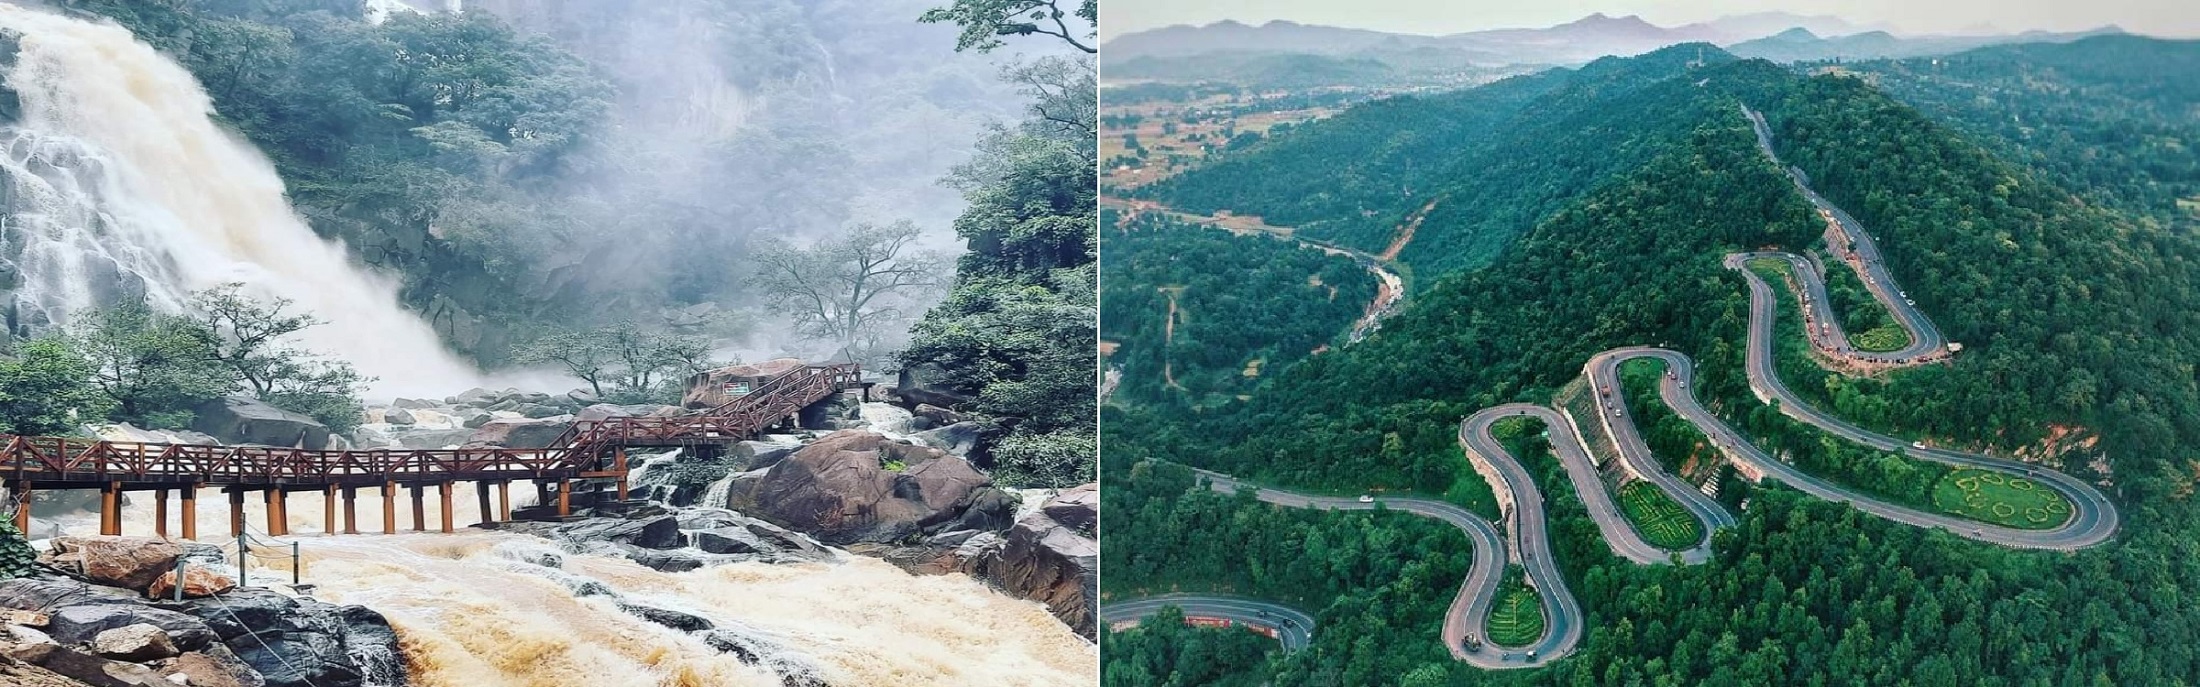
[{"left": 0, "top": 364, "right": 861, "bottom": 538}]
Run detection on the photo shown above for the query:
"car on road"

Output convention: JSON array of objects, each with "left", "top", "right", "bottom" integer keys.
[
  {"left": 1358, "top": 494, "right": 1375, "bottom": 503},
  {"left": 1911, "top": 441, "right": 1926, "bottom": 449}
]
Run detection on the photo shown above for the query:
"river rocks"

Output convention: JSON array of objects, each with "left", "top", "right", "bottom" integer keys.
[
  {"left": 459, "top": 409, "right": 494, "bottom": 428},
  {"left": 619, "top": 602, "right": 713, "bottom": 632},
  {"left": 160, "top": 652, "right": 259, "bottom": 687},
  {"left": 731, "top": 441, "right": 798, "bottom": 471},
  {"left": 465, "top": 417, "right": 573, "bottom": 448},
  {"left": 189, "top": 397, "right": 329, "bottom": 450},
  {"left": 160, "top": 587, "right": 404, "bottom": 687},
  {"left": 144, "top": 567, "right": 235, "bottom": 601},
  {"left": 910, "top": 422, "right": 982, "bottom": 457},
  {"left": 382, "top": 407, "right": 416, "bottom": 425},
  {"left": 0, "top": 579, "right": 218, "bottom": 654},
  {"left": 42, "top": 537, "right": 185, "bottom": 592},
  {"left": 796, "top": 394, "right": 862, "bottom": 431},
  {"left": 894, "top": 362, "right": 972, "bottom": 410},
  {"left": 691, "top": 528, "right": 764, "bottom": 554},
  {"left": 912, "top": 404, "right": 965, "bottom": 427},
  {"left": 390, "top": 398, "right": 437, "bottom": 410},
  {"left": 91, "top": 625, "right": 176, "bottom": 663},
  {"left": 960, "top": 485, "right": 1098, "bottom": 637},
  {"left": 557, "top": 515, "right": 683, "bottom": 550},
  {"left": 724, "top": 430, "right": 1014, "bottom": 545},
  {"left": 3, "top": 642, "right": 173, "bottom": 687}
]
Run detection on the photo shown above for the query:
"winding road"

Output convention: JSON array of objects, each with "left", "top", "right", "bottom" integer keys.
[{"left": 1107, "top": 104, "right": 2122, "bottom": 667}]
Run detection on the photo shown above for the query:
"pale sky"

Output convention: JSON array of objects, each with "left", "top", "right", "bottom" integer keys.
[{"left": 1101, "top": 0, "right": 2200, "bottom": 40}]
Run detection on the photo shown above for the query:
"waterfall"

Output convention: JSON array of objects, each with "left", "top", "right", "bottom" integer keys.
[{"left": 0, "top": 5, "right": 480, "bottom": 396}]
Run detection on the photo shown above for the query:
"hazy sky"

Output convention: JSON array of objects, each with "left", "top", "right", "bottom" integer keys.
[{"left": 1101, "top": 0, "right": 2200, "bottom": 39}]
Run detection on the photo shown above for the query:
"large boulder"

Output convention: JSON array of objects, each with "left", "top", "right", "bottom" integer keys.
[
  {"left": 42, "top": 537, "right": 186, "bottom": 592},
  {"left": 910, "top": 422, "right": 983, "bottom": 457},
  {"left": 91, "top": 624, "right": 178, "bottom": 662},
  {"left": 894, "top": 362, "right": 973, "bottom": 409},
  {"left": 190, "top": 397, "right": 329, "bottom": 449},
  {"left": 464, "top": 417, "right": 573, "bottom": 449},
  {"left": 724, "top": 430, "right": 1011, "bottom": 545},
  {"left": 554, "top": 515, "right": 683, "bottom": 550},
  {"left": 1042, "top": 482, "right": 1099, "bottom": 534},
  {"left": 145, "top": 566, "right": 237, "bottom": 600},
  {"left": 159, "top": 587, "right": 404, "bottom": 687},
  {"left": 965, "top": 487, "right": 1099, "bottom": 638}
]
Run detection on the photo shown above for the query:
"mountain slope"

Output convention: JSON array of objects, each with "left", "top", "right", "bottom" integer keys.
[
  {"left": 1106, "top": 40, "right": 2200, "bottom": 684},
  {"left": 1144, "top": 44, "right": 1752, "bottom": 276},
  {"left": 1844, "top": 35, "right": 2200, "bottom": 224}
]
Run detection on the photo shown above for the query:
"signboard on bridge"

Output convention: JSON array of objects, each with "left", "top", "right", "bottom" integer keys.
[{"left": 722, "top": 381, "right": 751, "bottom": 396}]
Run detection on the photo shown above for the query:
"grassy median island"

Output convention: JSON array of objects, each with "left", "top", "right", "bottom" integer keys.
[
  {"left": 1618, "top": 481, "right": 1705, "bottom": 550},
  {"left": 1930, "top": 468, "right": 2074, "bottom": 530},
  {"left": 1484, "top": 570, "right": 1546, "bottom": 648},
  {"left": 1814, "top": 249, "right": 1913, "bottom": 353}
]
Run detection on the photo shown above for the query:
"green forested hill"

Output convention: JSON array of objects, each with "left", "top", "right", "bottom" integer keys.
[
  {"left": 1100, "top": 212, "right": 1376, "bottom": 406},
  {"left": 1144, "top": 44, "right": 1754, "bottom": 275},
  {"left": 1846, "top": 35, "right": 2200, "bottom": 228},
  {"left": 1105, "top": 40, "right": 2200, "bottom": 685}
]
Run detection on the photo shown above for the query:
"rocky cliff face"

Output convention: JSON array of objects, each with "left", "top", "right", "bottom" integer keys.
[{"left": 944, "top": 484, "right": 1097, "bottom": 637}]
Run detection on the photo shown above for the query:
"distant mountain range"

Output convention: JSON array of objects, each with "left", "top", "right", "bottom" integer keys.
[
  {"left": 1101, "top": 12, "right": 2121, "bottom": 81},
  {"left": 1727, "top": 26, "right": 2125, "bottom": 62}
]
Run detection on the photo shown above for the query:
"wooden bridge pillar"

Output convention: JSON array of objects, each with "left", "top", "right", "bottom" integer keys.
[
  {"left": 342, "top": 487, "right": 358, "bottom": 535},
  {"left": 100, "top": 482, "right": 121, "bottom": 536},
  {"left": 11, "top": 481, "right": 31, "bottom": 535},
  {"left": 535, "top": 481, "right": 551, "bottom": 507},
  {"left": 496, "top": 481, "right": 511, "bottom": 521},
  {"left": 615, "top": 447, "right": 630, "bottom": 501},
  {"left": 264, "top": 489, "right": 287, "bottom": 536},
  {"left": 179, "top": 486, "right": 197, "bottom": 541},
  {"left": 475, "top": 482, "right": 494, "bottom": 527},
  {"left": 438, "top": 482, "right": 454, "bottom": 533},
  {"left": 324, "top": 485, "right": 337, "bottom": 535},
  {"left": 556, "top": 480, "right": 571, "bottom": 517},
  {"left": 381, "top": 482, "right": 397, "bottom": 534},
  {"left": 409, "top": 484, "right": 426, "bottom": 532},
  {"left": 154, "top": 489, "right": 169, "bottom": 538},
  {"left": 229, "top": 490, "right": 246, "bottom": 538}
]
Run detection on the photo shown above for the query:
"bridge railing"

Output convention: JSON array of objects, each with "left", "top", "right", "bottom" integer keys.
[
  {"left": 0, "top": 363, "right": 862, "bottom": 486},
  {"left": 0, "top": 434, "right": 569, "bottom": 484}
]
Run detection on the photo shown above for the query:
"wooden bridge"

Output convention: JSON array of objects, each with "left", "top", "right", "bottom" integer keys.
[{"left": 0, "top": 363, "right": 862, "bottom": 539}]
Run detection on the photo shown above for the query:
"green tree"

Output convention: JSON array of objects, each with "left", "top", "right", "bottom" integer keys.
[
  {"left": 69, "top": 301, "right": 237, "bottom": 429},
  {"left": 0, "top": 338, "right": 113, "bottom": 436},
  {"left": 748, "top": 220, "right": 946, "bottom": 361},
  {"left": 919, "top": 0, "right": 1096, "bottom": 53},
  {"left": 515, "top": 323, "right": 714, "bottom": 403}
]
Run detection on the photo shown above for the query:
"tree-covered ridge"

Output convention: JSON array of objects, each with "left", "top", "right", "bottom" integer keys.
[
  {"left": 1106, "top": 41, "right": 2200, "bottom": 684},
  {"left": 899, "top": 6, "right": 1095, "bottom": 488},
  {"left": 1142, "top": 44, "right": 1747, "bottom": 275},
  {"left": 1099, "top": 604, "right": 1276, "bottom": 687},
  {"left": 1846, "top": 35, "right": 2200, "bottom": 229},
  {"left": 1100, "top": 212, "right": 1376, "bottom": 405}
]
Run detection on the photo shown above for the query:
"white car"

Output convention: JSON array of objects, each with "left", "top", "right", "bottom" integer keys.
[
  {"left": 1357, "top": 494, "right": 1375, "bottom": 503},
  {"left": 1910, "top": 441, "right": 1926, "bottom": 449}
]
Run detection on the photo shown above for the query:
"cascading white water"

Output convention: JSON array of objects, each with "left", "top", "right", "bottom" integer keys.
[{"left": 0, "top": 5, "right": 480, "bottom": 396}]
